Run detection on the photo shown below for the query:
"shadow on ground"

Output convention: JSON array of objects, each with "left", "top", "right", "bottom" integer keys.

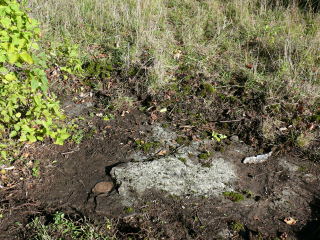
[{"left": 298, "top": 197, "right": 320, "bottom": 240}]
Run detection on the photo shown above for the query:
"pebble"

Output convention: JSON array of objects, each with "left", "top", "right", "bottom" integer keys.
[
  {"left": 303, "top": 174, "right": 317, "bottom": 183},
  {"left": 92, "top": 181, "right": 114, "bottom": 194},
  {"left": 230, "top": 135, "right": 239, "bottom": 142}
]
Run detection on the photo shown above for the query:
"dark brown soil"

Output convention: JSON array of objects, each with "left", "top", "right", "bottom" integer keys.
[{"left": 0, "top": 103, "right": 319, "bottom": 240}]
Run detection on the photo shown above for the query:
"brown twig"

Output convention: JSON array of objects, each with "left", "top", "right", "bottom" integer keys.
[{"left": 214, "top": 119, "right": 244, "bottom": 123}]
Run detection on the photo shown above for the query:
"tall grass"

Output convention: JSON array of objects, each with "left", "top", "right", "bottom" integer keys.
[
  {"left": 27, "top": 0, "right": 319, "bottom": 151},
  {"left": 27, "top": 0, "right": 319, "bottom": 94}
]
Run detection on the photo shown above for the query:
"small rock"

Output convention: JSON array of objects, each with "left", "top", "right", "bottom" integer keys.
[
  {"left": 92, "top": 181, "right": 114, "bottom": 194},
  {"left": 243, "top": 152, "right": 272, "bottom": 164},
  {"left": 279, "top": 160, "right": 299, "bottom": 172},
  {"left": 230, "top": 135, "right": 239, "bottom": 142},
  {"left": 303, "top": 174, "right": 317, "bottom": 183},
  {"left": 217, "top": 228, "right": 233, "bottom": 239}
]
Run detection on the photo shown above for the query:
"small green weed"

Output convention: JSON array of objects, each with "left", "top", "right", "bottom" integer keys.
[
  {"left": 178, "top": 157, "right": 187, "bottom": 164},
  {"left": 176, "top": 136, "right": 190, "bottom": 145},
  {"left": 47, "top": 41, "right": 83, "bottom": 77},
  {"left": 135, "top": 139, "right": 160, "bottom": 153},
  {"left": 223, "top": 191, "right": 245, "bottom": 202},
  {"left": 83, "top": 58, "right": 113, "bottom": 81},
  {"left": 67, "top": 120, "right": 85, "bottom": 144},
  {"left": 198, "top": 151, "right": 211, "bottom": 160},
  {"left": 102, "top": 113, "right": 114, "bottom": 121},
  {"left": 71, "top": 129, "right": 84, "bottom": 145},
  {"left": 28, "top": 212, "right": 111, "bottom": 240},
  {"left": 211, "top": 132, "right": 227, "bottom": 142},
  {"left": 231, "top": 221, "right": 245, "bottom": 232},
  {"left": 296, "top": 132, "right": 315, "bottom": 148},
  {"left": 201, "top": 162, "right": 212, "bottom": 168},
  {"left": 199, "top": 82, "right": 216, "bottom": 97},
  {"left": 111, "top": 96, "right": 134, "bottom": 112},
  {"left": 242, "top": 190, "right": 254, "bottom": 198},
  {"left": 298, "top": 166, "right": 308, "bottom": 172},
  {"left": 32, "top": 159, "right": 40, "bottom": 178},
  {"left": 124, "top": 207, "right": 134, "bottom": 214}
]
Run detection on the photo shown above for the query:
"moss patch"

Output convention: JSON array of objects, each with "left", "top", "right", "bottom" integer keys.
[{"left": 223, "top": 191, "right": 245, "bottom": 202}]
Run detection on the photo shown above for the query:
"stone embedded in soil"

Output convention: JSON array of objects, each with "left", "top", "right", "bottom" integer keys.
[
  {"left": 110, "top": 125, "right": 237, "bottom": 204},
  {"left": 111, "top": 156, "right": 236, "bottom": 202},
  {"left": 243, "top": 152, "right": 272, "bottom": 164},
  {"left": 279, "top": 159, "right": 299, "bottom": 172},
  {"left": 217, "top": 228, "right": 233, "bottom": 239},
  {"left": 230, "top": 135, "right": 239, "bottom": 142},
  {"left": 303, "top": 173, "right": 317, "bottom": 183},
  {"left": 92, "top": 181, "right": 114, "bottom": 194},
  {"left": 151, "top": 124, "right": 178, "bottom": 147},
  {"left": 63, "top": 100, "right": 94, "bottom": 117}
]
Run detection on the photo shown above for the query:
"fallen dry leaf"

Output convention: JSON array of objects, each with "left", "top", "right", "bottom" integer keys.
[
  {"left": 280, "top": 232, "right": 288, "bottom": 240},
  {"left": 192, "top": 135, "right": 200, "bottom": 141},
  {"left": 1, "top": 175, "right": 7, "bottom": 181},
  {"left": 22, "top": 152, "right": 30, "bottom": 158},
  {"left": 95, "top": 53, "right": 108, "bottom": 59},
  {"left": 121, "top": 111, "right": 130, "bottom": 117},
  {"left": 173, "top": 50, "right": 182, "bottom": 60},
  {"left": 150, "top": 112, "right": 158, "bottom": 121},
  {"left": 253, "top": 216, "right": 260, "bottom": 221},
  {"left": 308, "top": 123, "right": 316, "bottom": 131},
  {"left": 284, "top": 217, "right": 297, "bottom": 225},
  {"left": 246, "top": 63, "right": 254, "bottom": 69},
  {"left": 157, "top": 150, "right": 168, "bottom": 156},
  {"left": 159, "top": 108, "right": 167, "bottom": 113}
]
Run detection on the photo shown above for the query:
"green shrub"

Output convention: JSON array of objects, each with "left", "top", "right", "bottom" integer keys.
[
  {"left": 0, "top": 0, "right": 69, "bottom": 162},
  {"left": 47, "top": 41, "right": 83, "bottom": 77}
]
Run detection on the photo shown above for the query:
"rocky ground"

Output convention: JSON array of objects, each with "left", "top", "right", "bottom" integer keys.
[{"left": 0, "top": 104, "right": 319, "bottom": 239}]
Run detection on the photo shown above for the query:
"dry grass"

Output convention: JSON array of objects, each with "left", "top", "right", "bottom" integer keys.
[
  {"left": 26, "top": 0, "right": 320, "bottom": 149},
  {"left": 27, "top": 0, "right": 319, "bottom": 94}
]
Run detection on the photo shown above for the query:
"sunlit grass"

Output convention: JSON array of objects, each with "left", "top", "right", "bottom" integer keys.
[{"left": 26, "top": 0, "right": 319, "bottom": 150}]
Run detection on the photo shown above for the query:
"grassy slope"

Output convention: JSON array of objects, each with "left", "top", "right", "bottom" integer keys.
[
  {"left": 28, "top": 0, "right": 320, "bottom": 90},
  {"left": 20, "top": 1, "right": 320, "bottom": 238},
  {"left": 27, "top": 0, "right": 319, "bottom": 155}
]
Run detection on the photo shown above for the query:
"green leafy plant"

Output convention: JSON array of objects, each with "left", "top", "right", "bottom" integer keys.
[
  {"left": 102, "top": 113, "right": 114, "bottom": 121},
  {"left": 0, "top": 0, "right": 69, "bottom": 162},
  {"left": 231, "top": 221, "right": 245, "bottom": 232},
  {"left": 211, "top": 131, "right": 227, "bottom": 142},
  {"left": 32, "top": 159, "right": 40, "bottom": 177},
  {"left": 47, "top": 41, "right": 83, "bottom": 77}
]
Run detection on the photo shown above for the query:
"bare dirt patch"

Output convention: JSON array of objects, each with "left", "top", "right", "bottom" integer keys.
[{"left": 1, "top": 110, "right": 319, "bottom": 239}]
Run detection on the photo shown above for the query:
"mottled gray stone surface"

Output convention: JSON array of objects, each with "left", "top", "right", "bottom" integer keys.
[{"left": 111, "top": 125, "right": 237, "bottom": 204}]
